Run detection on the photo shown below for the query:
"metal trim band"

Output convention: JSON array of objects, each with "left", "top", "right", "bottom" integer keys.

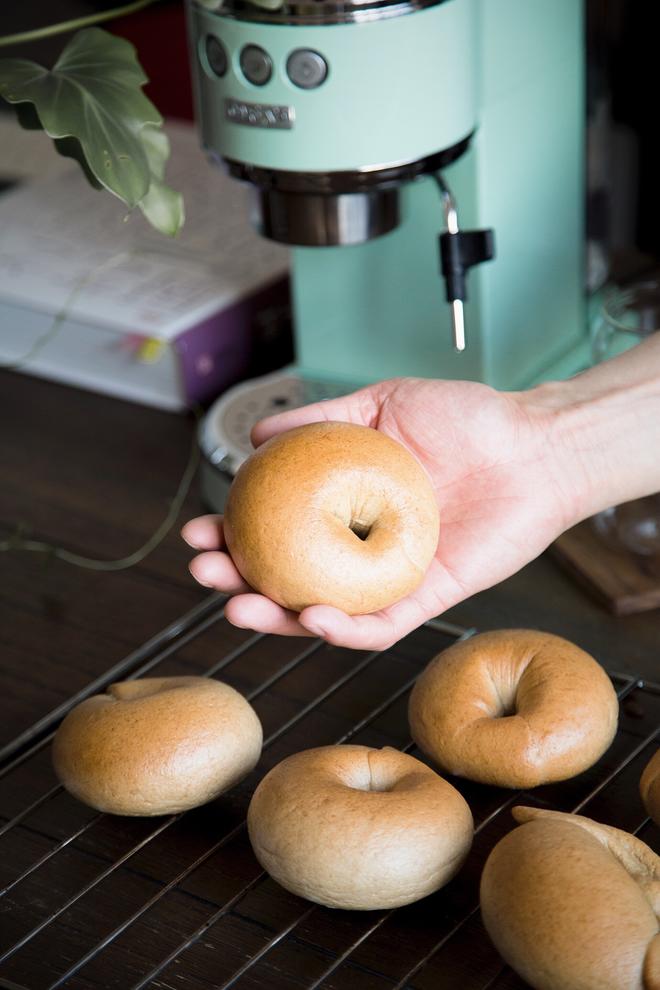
[
  {"left": 222, "top": 134, "right": 473, "bottom": 195},
  {"left": 193, "top": 0, "right": 449, "bottom": 27}
]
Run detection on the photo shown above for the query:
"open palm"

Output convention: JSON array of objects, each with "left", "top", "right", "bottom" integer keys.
[{"left": 182, "top": 377, "right": 578, "bottom": 650}]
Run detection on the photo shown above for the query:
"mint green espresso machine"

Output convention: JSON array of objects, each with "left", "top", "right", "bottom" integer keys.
[{"left": 186, "top": 0, "right": 586, "bottom": 502}]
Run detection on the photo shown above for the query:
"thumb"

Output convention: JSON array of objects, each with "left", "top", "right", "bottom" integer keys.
[{"left": 251, "top": 382, "right": 384, "bottom": 448}]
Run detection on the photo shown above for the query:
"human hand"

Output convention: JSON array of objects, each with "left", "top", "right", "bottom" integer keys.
[{"left": 182, "top": 376, "right": 585, "bottom": 650}]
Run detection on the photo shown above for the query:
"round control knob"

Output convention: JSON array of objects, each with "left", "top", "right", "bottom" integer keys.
[
  {"left": 240, "top": 45, "right": 273, "bottom": 86},
  {"left": 286, "top": 50, "right": 328, "bottom": 89},
  {"left": 205, "top": 35, "right": 227, "bottom": 78}
]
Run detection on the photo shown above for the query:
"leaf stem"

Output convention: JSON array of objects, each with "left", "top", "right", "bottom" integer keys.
[{"left": 0, "top": 0, "right": 163, "bottom": 49}]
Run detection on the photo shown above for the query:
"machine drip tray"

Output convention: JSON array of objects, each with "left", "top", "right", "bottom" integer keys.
[{"left": 0, "top": 604, "right": 658, "bottom": 989}]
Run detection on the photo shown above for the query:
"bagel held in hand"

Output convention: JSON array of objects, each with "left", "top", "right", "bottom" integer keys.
[
  {"left": 52, "top": 677, "right": 263, "bottom": 816},
  {"left": 408, "top": 629, "right": 618, "bottom": 788},
  {"left": 223, "top": 422, "right": 440, "bottom": 615},
  {"left": 641, "top": 750, "right": 660, "bottom": 827},
  {"left": 247, "top": 745, "right": 473, "bottom": 910},
  {"left": 480, "top": 806, "right": 660, "bottom": 990}
]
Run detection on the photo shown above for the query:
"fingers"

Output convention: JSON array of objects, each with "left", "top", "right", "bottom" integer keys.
[
  {"left": 180, "top": 511, "right": 411, "bottom": 645},
  {"left": 298, "top": 599, "right": 421, "bottom": 652},
  {"left": 185, "top": 549, "right": 464, "bottom": 649},
  {"left": 225, "top": 594, "right": 315, "bottom": 637},
  {"left": 298, "top": 562, "right": 466, "bottom": 651},
  {"left": 185, "top": 539, "right": 315, "bottom": 637},
  {"left": 188, "top": 551, "right": 251, "bottom": 594},
  {"left": 225, "top": 595, "right": 409, "bottom": 647},
  {"left": 181, "top": 514, "right": 469, "bottom": 652},
  {"left": 188, "top": 561, "right": 460, "bottom": 649},
  {"left": 251, "top": 384, "right": 384, "bottom": 447},
  {"left": 181, "top": 514, "right": 225, "bottom": 551}
]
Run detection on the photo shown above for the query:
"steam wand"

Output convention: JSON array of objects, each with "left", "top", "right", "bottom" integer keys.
[{"left": 435, "top": 174, "right": 495, "bottom": 352}]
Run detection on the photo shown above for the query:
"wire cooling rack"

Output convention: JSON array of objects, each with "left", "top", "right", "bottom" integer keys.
[{"left": 0, "top": 594, "right": 658, "bottom": 990}]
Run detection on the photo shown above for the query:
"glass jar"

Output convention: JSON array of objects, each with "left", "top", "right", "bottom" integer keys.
[
  {"left": 591, "top": 278, "right": 660, "bottom": 363},
  {"left": 590, "top": 278, "right": 660, "bottom": 559}
]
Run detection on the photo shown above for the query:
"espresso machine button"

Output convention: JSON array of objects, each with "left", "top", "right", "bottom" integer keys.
[
  {"left": 240, "top": 45, "right": 273, "bottom": 86},
  {"left": 286, "top": 50, "right": 328, "bottom": 89},
  {"left": 205, "top": 36, "right": 228, "bottom": 78}
]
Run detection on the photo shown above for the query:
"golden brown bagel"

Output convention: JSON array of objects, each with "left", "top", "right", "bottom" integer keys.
[
  {"left": 641, "top": 750, "right": 660, "bottom": 826},
  {"left": 52, "top": 677, "right": 262, "bottom": 816},
  {"left": 247, "top": 745, "right": 473, "bottom": 910},
  {"left": 408, "top": 629, "right": 618, "bottom": 788},
  {"left": 223, "top": 422, "right": 439, "bottom": 615},
  {"left": 480, "top": 806, "right": 660, "bottom": 990}
]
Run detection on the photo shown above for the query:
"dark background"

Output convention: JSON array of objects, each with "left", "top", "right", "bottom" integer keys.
[
  {"left": 0, "top": 0, "right": 195, "bottom": 121},
  {"left": 586, "top": 0, "right": 660, "bottom": 280}
]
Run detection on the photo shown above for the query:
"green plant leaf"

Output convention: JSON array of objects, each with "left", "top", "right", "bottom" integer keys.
[
  {"left": 0, "top": 27, "right": 184, "bottom": 235},
  {"left": 138, "top": 125, "right": 185, "bottom": 236}
]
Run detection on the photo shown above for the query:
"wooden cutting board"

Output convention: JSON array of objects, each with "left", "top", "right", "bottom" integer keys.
[{"left": 551, "top": 518, "right": 660, "bottom": 616}]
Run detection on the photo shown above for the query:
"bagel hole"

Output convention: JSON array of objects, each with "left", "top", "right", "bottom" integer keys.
[
  {"left": 486, "top": 671, "right": 518, "bottom": 718},
  {"left": 349, "top": 520, "right": 372, "bottom": 541},
  {"left": 496, "top": 693, "right": 518, "bottom": 718}
]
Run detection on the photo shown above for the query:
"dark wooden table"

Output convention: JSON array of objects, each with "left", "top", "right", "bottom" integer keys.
[
  {"left": 0, "top": 368, "right": 658, "bottom": 990},
  {"left": 0, "top": 369, "right": 209, "bottom": 751},
  {"left": 2, "top": 367, "right": 658, "bottom": 750}
]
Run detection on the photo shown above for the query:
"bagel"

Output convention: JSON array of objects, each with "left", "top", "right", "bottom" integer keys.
[
  {"left": 408, "top": 629, "right": 618, "bottom": 788},
  {"left": 480, "top": 806, "right": 660, "bottom": 990},
  {"left": 52, "top": 677, "right": 262, "bottom": 816},
  {"left": 247, "top": 745, "right": 473, "bottom": 910},
  {"left": 641, "top": 750, "right": 660, "bottom": 826},
  {"left": 223, "top": 421, "right": 439, "bottom": 615}
]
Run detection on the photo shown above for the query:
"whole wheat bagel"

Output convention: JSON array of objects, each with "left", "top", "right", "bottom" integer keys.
[
  {"left": 223, "top": 421, "right": 439, "bottom": 615},
  {"left": 641, "top": 750, "right": 660, "bottom": 826},
  {"left": 480, "top": 806, "right": 660, "bottom": 990},
  {"left": 247, "top": 745, "right": 473, "bottom": 910},
  {"left": 408, "top": 629, "right": 618, "bottom": 788},
  {"left": 52, "top": 677, "right": 262, "bottom": 816}
]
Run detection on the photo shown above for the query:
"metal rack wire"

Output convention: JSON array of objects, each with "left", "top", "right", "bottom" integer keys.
[{"left": 0, "top": 600, "right": 658, "bottom": 990}]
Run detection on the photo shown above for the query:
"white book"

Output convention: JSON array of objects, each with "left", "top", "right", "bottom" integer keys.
[{"left": 0, "top": 118, "right": 290, "bottom": 409}]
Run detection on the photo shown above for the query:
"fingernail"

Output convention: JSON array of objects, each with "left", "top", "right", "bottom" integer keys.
[
  {"left": 188, "top": 564, "right": 213, "bottom": 587},
  {"left": 303, "top": 622, "right": 327, "bottom": 639},
  {"left": 227, "top": 615, "right": 248, "bottom": 630}
]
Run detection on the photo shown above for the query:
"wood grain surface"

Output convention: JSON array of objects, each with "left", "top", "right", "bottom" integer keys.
[
  {"left": 552, "top": 518, "right": 660, "bottom": 615},
  {"left": 1, "top": 368, "right": 658, "bottom": 990},
  {"left": 2, "top": 368, "right": 659, "bottom": 749}
]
